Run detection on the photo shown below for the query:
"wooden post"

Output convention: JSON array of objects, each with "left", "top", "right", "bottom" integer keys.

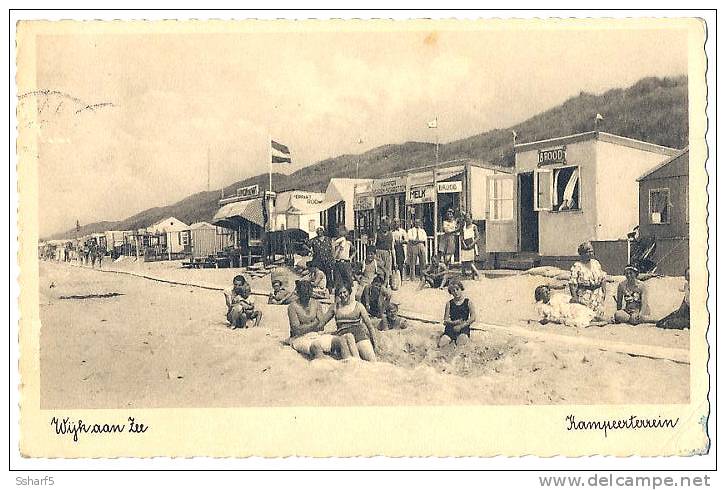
[{"left": 433, "top": 167, "right": 438, "bottom": 258}]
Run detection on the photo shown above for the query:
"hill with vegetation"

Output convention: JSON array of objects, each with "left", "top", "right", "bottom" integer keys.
[{"left": 49, "top": 75, "right": 688, "bottom": 240}]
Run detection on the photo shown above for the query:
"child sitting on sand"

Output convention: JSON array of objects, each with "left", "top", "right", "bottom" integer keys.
[
  {"left": 378, "top": 302, "right": 408, "bottom": 331},
  {"left": 355, "top": 248, "right": 383, "bottom": 300},
  {"left": 224, "top": 275, "right": 263, "bottom": 329},
  {"left": 422, "top": 253, "right": 450, "bottom": 290},
  {"left": 438, "top": 280, "right": 476, "bottom": 347},
  {"left": 534, "top": 284, "right": 595, "bottom": 329},
  {"left": 268, "top": 278, "right": 294, "bottom": 305},
  {"left": 361, "top": 274, "right": 392, "bottom": 319},
  {"left": 303, "top": 262, "right": 329, "bottom": 300},
  {"left": 614, "top": 265, "right": 645, "bottom": 324}
]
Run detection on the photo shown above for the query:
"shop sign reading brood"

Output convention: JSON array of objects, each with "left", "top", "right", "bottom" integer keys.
[
  {"left": 371, "top": 176, "right": 406, "bottom": 196},
  {"left": 436, "top": 181, "right": 462, "bottom": 193},
  {"left": 408, "top": 185, "right": 435, "bottom": 204},
  {"left": 538, "top": 146, "right": 567, "bottom": 166},
  {"left": 354, "top": 194, "right": 375, "bottom": 211}
]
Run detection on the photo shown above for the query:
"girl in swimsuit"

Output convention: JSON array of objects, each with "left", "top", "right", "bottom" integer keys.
[
  {"left": 318, "top": 282, "right": 379, "bottom": 361},
  {"left": 438, "top": 279, "right": 477, "bottom": 347}
]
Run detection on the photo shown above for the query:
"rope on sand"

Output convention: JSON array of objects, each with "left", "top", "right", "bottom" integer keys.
[
  {"left": 398, "top": 308, "right": 689, "bottom": 365},
  {"left": 53, "top": 262, "right": 690, "bottom": 365}
]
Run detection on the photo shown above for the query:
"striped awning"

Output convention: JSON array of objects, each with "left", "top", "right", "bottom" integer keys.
[{"left": 212, "top": 199, "right": 265, "bottom": 227}]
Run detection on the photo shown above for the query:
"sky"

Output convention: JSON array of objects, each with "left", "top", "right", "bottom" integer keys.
[{"left": 20, "top": 21, "right": 689, "bottom": 237}]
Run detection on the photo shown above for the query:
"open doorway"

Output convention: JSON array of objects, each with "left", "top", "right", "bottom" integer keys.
[{"left": 518, "top": 172, "right": 539, "bottom": 253}]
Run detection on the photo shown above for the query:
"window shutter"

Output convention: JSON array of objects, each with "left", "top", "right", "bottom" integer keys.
[{"left": 534, "top": 169, "right": 553, "bottom": 211}]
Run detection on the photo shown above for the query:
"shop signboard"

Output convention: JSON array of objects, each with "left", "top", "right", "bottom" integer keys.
[
  {"left": 354, "top": 194, "right": 375, "bottom": 211},
  {"left": 436, "top": 181, "right": 462, "bottom": 193},
  {"left": 537, "top": 146, "right": 567, "bottom": 166},
  {"left": 236, "top": 184, "right": 260, "bottom": 199},
  {"left": 408, "top": 184, "right": 435, "bottom": 204},
  {"left": 371, "top": 176, "right": 406, "bottom": 196}
]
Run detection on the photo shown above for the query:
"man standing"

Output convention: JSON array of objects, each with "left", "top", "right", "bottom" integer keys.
[
  {"left": 307, "top": 226, "right": 335, "bottom": 294},
  {"left": 406, "top": 218, "right": 428, "bottom": 280},
  {"left": 333, "top": 225, "right": 354, "bottom": 289}
]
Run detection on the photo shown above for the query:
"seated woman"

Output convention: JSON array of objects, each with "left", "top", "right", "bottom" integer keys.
[
  {"left": 569, "top": 241, "right": 608, "bottom": 320},
  {"left": 317, "top": 283, "right": 379, "bottom": 362},
  {"left": 656, "top": 267, "right": 690, "bottom": 330},
  {"left": 534, "top": 284, "right": 596, "bottom": 329},
  {"left": 304, "top": 262, "right": 329, "bottom": 299},
  {"left": 287, "top": 280, "right": 335, "bottom": 359},
  {"left": 360, "top": 274, "right": 392, "bottom": 319},
  {"left": 438, "top": 280, "right": 476, "bottom": 347},
  {"left": 614, "top": 265, "right": 646, "bottom": 324},
  {"left": 268, "top": 278, "right": 294, "bottom": 305}
]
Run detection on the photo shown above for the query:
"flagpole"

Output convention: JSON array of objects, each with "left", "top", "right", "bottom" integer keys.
[
  {"left": 432, "top": 116, "right": 439, "bottom": 260},
  {"left": 268, "top": 133, "right": 273, "bottom": 193}
]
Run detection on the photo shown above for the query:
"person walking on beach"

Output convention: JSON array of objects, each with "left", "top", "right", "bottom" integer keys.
[
  {"left": 614, "top": 265, "right": 645, "bottom": 324},
  {"left": 406, "top": 218, "right": 428, "bottom": 280},
  {"left": 569, "top": 241, "right": 607, "bottom": 320},
  {"left": 438, "top": 280, "right": 476, "bottom": 348}
]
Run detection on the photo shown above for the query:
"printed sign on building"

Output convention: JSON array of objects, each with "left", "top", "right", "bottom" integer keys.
[
  {"left": 354, "top": 194, "right": 375, "bottom": 211},
  {"left": 236, "top": 184, "right": 260, "bottom": 199},
  {"left": 290, "top": 192, "right": 325, "bottom": 206},
  {"left": 408, "top": 185, "right": 435, "bottom": 204},
  {"left": 371, "top": 176, "right": 406, "bottom": 196},
  {"left": 436, "top": 181, "right": 462, "bottom": 193},
  {"left": 538, "top": 146, "right": 567, "bottom": 166}
]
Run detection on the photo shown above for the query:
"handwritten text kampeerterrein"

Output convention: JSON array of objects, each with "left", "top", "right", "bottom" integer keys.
[
  {"left": 50, "top": 416, "right": 149, "bottom": 442},
  {"left": 565, "top": 414, "right": 679, "bottom": 438}
]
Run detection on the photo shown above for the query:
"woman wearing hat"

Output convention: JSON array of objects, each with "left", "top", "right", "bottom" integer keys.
[
  {"left": 568, "top": 241, "right": 608, "bottom": 320},
  {"left": 614, "top": 265, "right": 645, "bottom": 324}
]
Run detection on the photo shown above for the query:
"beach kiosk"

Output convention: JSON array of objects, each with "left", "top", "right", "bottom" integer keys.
[
  {"left": 486, "top": 131, "right": 680, "bottom": 271},
  {"left": 354, "top": 159, "right": 507, "bottom": 264},
  {"left": 212, "top": 184, "right": 274, "bottom": 266},
  {"left": 636, "top": 147, "right": 689, "bottom": 276}
]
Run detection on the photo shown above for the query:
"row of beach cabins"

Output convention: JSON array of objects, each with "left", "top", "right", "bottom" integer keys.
[{"left": 40, "top": 131, "right": 691, "bottom": 276}]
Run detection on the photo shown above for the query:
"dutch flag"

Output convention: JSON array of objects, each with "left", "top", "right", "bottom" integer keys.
[{"left": 271, "top": 139, "right": 292, "bottom": 164}]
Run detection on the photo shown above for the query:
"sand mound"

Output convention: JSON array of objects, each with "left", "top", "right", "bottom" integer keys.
[{"left": 377, "top": 325, "right": 518, "bottom": 377}]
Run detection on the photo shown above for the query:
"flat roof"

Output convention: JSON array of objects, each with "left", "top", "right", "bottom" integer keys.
[
  {"left": 514, "top": 131, "right": 680, "bottom": 157},
  {"left": 388, "top": 159, "right": 509, "bottom": 177}
]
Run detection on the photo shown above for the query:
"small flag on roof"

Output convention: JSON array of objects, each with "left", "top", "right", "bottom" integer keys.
[
  {"left": 427, "top": 117, "right": 438, "bottom": 129},
  {"left": 271, "top": 139, "right": 291, "bottom": 164}
]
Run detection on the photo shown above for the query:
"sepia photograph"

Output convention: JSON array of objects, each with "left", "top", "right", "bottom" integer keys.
[{"left": 14, "top": 15, "right": 710, "bottom": 459}]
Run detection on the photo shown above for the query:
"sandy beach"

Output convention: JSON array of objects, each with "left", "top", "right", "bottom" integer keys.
[{"left": 39, "top": 259, "right": 689, "bottom": 409}]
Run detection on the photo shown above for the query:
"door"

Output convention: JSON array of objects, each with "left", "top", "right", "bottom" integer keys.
[
  {"left": 519, "top": 172, "right": 539, "bottom": 252},
  {"left": 485, "top": 174, "right": 518, "bottom": 252}
]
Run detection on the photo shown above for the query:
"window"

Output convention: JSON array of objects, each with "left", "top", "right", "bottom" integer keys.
[
  {"left": 489, "top": 177, "right": 514, "bottom": 221},
  {"left": 249, "top": 224, "right": 262, "bottom": 241},
  {"left": 180, "top": 231, "right": 190, "bottom": 246},
  {"left": 552, "top": 166, "right": 580, "bottom": 211},
  {"left": 649, "top": 188, "right": 671, "bottom": 224},
  {"left": 308, "top": 219, "right": 317, "bottom": 232}
]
